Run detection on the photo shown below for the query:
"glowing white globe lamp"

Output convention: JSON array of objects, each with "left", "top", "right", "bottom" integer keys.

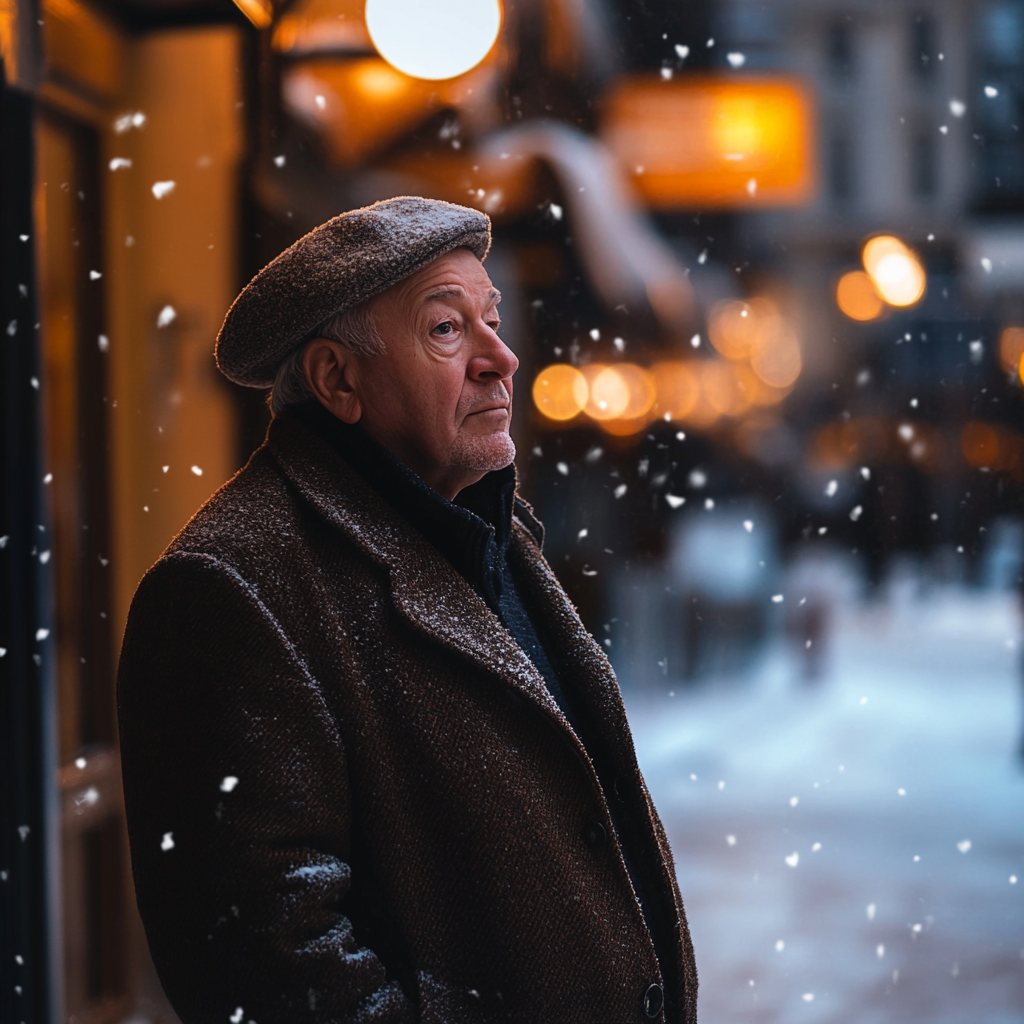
[{"left": 365, "top": 0, "right": 502, "bottom": 81}]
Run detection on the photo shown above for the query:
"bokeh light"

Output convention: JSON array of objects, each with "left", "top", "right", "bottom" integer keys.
[
  {"left": 598, "top": 364, "right": 657, "bottom": 436},
  {"left": 997, "top": 325, "right": 1024, "bottom": 376},
  {"left": 652, "top": 361, "right": 700, "bottom": 421},
  {"left": 709, "top": 299, "right": 762, "bottom": 360},
  {"left": 532, "top": 364, "right": 587, "bottom": 421},
  {"left": 962, "top": 421, "right": 1000, "bottom": 469},
  {"left": 836, "top": 270, "right": 884, "bottom": 321},
  {"left": 702, "top": 360, "right": 750, "bottom": 416},
  {"left": 750, "top": 325, "right": 802, "bottom": 388},
  {"left": 862, "top": 235, "right": 926, "bottom": 307},
  {"left": 582, "top": 364, "right": 630, "bottom": 420},
  {"left": 687, "top": 367, "right": 722, "bottom": 428},
  {"left": 365, "top": 0, "right": 502, "bottom": 81},
  {"left": 614, "top": 363, "right": 657, "bottom": 419}
]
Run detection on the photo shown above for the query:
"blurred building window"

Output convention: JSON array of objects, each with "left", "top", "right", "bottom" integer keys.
[
  {"left": 975, "top": 0, "right": 1024, "bottom": 210},
  {"left": 827, "top": 17, "right": 855, "bottom": 81},
  {"left": 827, "top": 130, "right": 855, "bottom": 203},
  {"left": 910, "top": 127, "right": 938, "bottom": 198},
  {"left": 717, "top": 1, "right": 783, "bottom": 70},
  {"left": 980, "top": 0, "right": 1024, "bottom": 62},
  {"left": 910, "top": 11, "right": 936, "bottom": 81}
]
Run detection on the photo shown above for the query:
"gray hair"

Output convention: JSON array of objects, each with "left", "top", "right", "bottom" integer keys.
[{"left": 269, "top": 301, "right": 385, "bottom": 416}]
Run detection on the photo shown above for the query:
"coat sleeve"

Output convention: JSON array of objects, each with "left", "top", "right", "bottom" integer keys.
[{"left": 117, "top": 552, "right": 413, "bottom": 1024}]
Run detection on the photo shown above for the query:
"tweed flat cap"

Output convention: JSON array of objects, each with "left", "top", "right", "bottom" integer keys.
[{"left": 216, "top": 196, "right": 491, "bottom": 387}]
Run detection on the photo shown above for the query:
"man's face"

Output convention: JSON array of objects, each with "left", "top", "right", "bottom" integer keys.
[{"left": 342, "top": 247, "right": 519, "bottom": 499}]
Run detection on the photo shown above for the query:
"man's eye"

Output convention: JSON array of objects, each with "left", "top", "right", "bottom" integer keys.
[{"left": 432, "top": 321, "right": 455, "bottom": 336}]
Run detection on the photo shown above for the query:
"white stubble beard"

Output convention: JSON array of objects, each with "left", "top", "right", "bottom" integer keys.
[
  {"left": 449, "top": 384, "right": 516, "bottom": 473},
  {"left": 449, "top": 427, "right": 516, "bottom": 473}
]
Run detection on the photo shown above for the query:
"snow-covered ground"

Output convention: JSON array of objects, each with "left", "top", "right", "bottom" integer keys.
[{"left": 626, "top": 586, "right": 1024, "bottom": 1024}]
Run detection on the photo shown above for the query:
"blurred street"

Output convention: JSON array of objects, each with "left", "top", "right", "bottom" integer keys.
[{"left": 628, "top": 584, "right": 1024, "bottom": 1024}]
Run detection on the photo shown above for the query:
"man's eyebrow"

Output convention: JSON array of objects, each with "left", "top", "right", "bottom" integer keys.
[{"left": 422, "top": 288, "right": 502, "bottom": 304}]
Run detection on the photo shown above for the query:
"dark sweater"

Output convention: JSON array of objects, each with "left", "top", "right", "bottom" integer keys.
[{"left": 289, "top": 403, "right": 676, "bottom": 1010}]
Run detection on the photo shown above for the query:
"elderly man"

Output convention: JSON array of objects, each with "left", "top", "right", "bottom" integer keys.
[{"left": 118, "top": 197, "right": 697, "bottom": 1024}]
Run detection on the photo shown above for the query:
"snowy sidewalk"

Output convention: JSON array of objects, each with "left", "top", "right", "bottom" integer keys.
[{"left": 626, "top": 588, "right": 1024, "bottom": 1024}]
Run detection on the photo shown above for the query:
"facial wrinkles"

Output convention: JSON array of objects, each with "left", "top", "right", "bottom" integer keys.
[
  {"left": 354, "top": 249, "right": 516, "bottom": 493},
  {"left": 457, "top": 382, "right": 511, "bottom": 422}
]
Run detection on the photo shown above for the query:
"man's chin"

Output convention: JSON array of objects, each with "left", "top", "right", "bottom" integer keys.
[{"left": 450, "top": 431, "right": 516, "bottom": 473}]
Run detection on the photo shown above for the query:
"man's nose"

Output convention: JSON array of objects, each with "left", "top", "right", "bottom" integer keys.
[{"left": 468, "top": 325, "right": 519, "bottom": 381}]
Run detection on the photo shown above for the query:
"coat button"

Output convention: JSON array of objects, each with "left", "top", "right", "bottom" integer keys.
[
  {"left": 582, "top": 821, "right": 607, "bottom": 848},
  {"left": 642, "top": 982, "right": 664, "bottom": 1019}
]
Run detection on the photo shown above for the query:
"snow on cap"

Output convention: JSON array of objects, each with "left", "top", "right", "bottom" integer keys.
[{"left": 215, "top": 196, "right": 491, "bottom": 388}]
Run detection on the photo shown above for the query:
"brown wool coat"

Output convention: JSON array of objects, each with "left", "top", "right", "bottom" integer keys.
[{"left": 117, "top": 415, "right": 698, "bottom": 1024}]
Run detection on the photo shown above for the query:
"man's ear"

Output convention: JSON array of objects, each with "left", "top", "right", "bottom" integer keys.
[{"left": 303, "top": 339, "right": 363, "bottom": 424}]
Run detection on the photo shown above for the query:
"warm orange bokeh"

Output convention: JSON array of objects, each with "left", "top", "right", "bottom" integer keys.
[
  {"left": 701, "top": 360, "right": 750, "bottom": 416},
  {"left": 997, "top": 326, "right": 1024, "bottom": 376},
  {"left": 709, "top": 299, "right": 758, "bottom": 360},
  {"left": 534, "top": 354, "right": 793, "bottom": 433},
  {"left": 862, "top": 235, "right": 926, "bottom": 308},
  {"left": 532, "top": 363, "right": 588, "bottom": 421},
  {"left": 614, "top": 363, "right": 657, "bottom": 419},
  {"left": 652, "top": 360, "right": 700, "bottom": 421},
  {"left": 962, "top": 421, "right": 1001, "bottom": 469},
  {"left": 836, "top": 270, "right": 884, "bottom": 321},
  {"left": 959, "top": 421, "right": 1024, "bottom": 478},
  {"left": 709, "top": 296, "right": 783, "bottom": 359},
  {"left": 750, "top": 325, "right": 802, "bottom": 389},
  {"left": 602, "top": 74, "right": 816, "bottom": 209},
  {"left": 581, "top": 364, "right": 629, "bottom": 420}
]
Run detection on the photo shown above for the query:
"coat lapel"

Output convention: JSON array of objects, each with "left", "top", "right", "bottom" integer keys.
[
  {"left": 266, "top": 417, "right": 565, "bottom": 720},
  {"left": 505, "top": 523, "right": 641, "bottom": 770}
]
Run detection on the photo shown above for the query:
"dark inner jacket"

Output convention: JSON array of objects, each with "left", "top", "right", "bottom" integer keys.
[{"left": 290, "top": 401, "right": 678, "bottom": 1009}]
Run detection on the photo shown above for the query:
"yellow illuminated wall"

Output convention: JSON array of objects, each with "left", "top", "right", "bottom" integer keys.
[{"left": 104, "top": 28, "right": 244, "bottom": 640}]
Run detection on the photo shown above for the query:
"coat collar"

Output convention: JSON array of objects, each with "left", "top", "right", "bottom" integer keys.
[
  {"left": 265, "top": 414, "right": 563, "bottom": 719},
  {"left": 286, "top": 401, "right": 517, "bottom": 611}
]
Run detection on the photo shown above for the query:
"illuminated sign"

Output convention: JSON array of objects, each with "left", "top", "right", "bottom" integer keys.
[{"left": 602, "top": 74, "right": 816, "bottom": 209}]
